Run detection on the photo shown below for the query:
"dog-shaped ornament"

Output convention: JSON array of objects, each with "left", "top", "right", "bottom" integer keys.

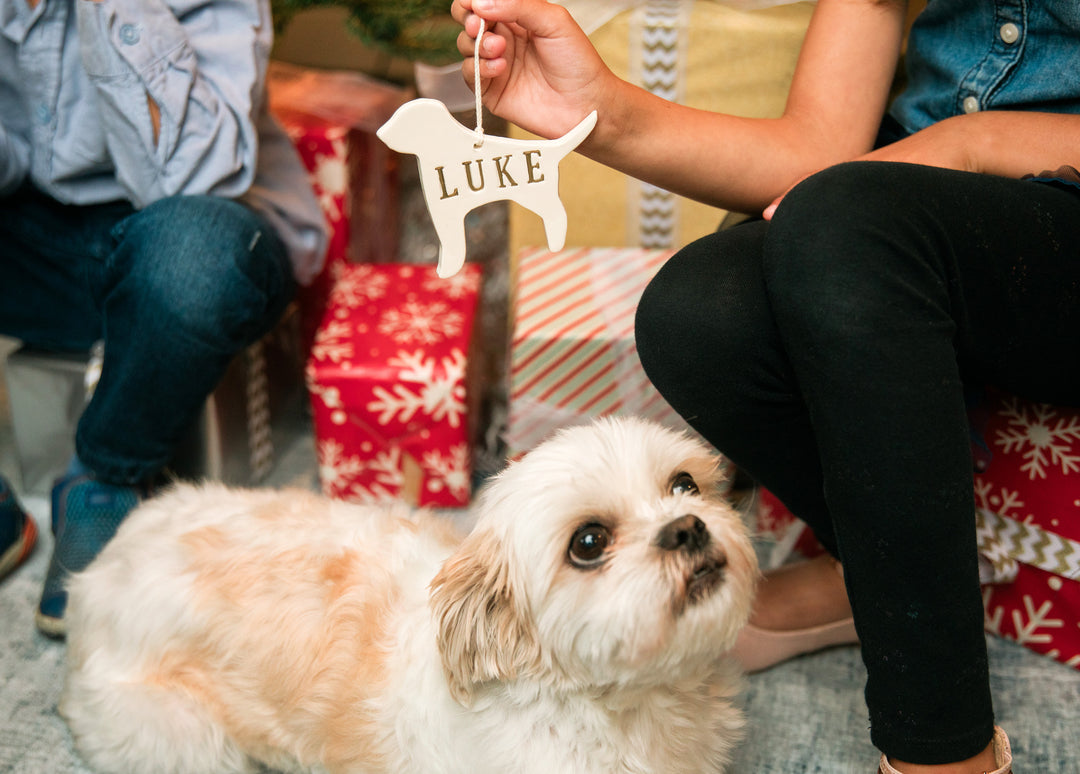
[{"left": 377, "top": 98, "right": 597, "bottom": 277}]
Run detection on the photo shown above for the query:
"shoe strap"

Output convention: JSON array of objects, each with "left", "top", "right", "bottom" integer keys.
[{"left": 878, "top": 727, "right": 1012, "bottom": 774}]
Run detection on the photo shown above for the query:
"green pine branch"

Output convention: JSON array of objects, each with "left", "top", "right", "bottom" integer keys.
[{"left": 272, "top": 0, "right": 461, "bottom": 64}]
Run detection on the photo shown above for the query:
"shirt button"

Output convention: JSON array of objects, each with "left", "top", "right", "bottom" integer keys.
[
  {"left": 962, "top": 95, "right": 980, "bottom": 114},
  {"left": 999, "top": 22, "right": 1020, "bottom": 45},
  {"left": 36, "top": 103, "right": 50, "bottom": 124},
  {"left": 119, "top": 24, "right": 140, "bottom": 44}
]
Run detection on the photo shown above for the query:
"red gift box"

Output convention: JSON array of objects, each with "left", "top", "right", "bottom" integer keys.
[
  {"left": 306, "top": 263, "right": 482, "bottom": 507},
  {"left": 267, "top": 62, "right": 410, "bottom": 343},
  {"left": 973, "top": 388, "right": 1080, "bottom": 669},
  {"left": 753, "top": 387, "right": 1080, "bottom": 670}
]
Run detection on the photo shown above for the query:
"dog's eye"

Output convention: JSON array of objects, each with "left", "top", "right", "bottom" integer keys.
[
  {"left": 670, "top": 472, "right": 699, "bottom": 496},
  {"left": 568, "top": 523, "right": 611, "bottom": 568}
]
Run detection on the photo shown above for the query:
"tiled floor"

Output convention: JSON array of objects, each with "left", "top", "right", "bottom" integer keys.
[{"left": 2, "top": 334, "right": 1079, "bottom": 773}]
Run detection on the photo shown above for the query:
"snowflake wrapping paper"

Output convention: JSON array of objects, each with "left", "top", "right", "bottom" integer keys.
[
  {"left": 754, "top": 387, "right": 1080, "bottom": 670},
  {"left": 267, "top": 61, "right": 409, "bottom": 343},
  {"left": 973, "top": 388, "right": 1080, "bottom": 669},
  {"left": 505, "top": 246, "right": 695, "bottom": 456},
  {"left": 306, "top": 263, "right": 482, "bottom": 507}
]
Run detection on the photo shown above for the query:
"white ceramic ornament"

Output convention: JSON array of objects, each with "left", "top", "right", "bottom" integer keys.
[{"left": 378, "top": 100, "right": 596, "bottom": 278}]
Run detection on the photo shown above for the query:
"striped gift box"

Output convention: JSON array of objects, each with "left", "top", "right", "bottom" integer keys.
[{"left": 505, "top": 246, "right": 694, "bottom": 455}]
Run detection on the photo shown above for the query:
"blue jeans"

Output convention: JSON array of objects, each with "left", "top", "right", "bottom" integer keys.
[
  {"left": 0, "top": 184, "right": 296, "bottom": 484},
  {"left": 636, "top": 162, "right": 1080, "bottom": 763}
]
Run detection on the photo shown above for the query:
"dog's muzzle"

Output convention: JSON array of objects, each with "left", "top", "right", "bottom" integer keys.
[{"left": 656, "top": 514, "right": 727, "bottom": 604}]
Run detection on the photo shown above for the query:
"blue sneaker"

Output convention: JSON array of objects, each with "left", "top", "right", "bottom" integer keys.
[
  {"left": 36, "top": 473, "right": 141, "bottom": 638},
  {"left": 0, "top": 476, "right": 37, "bottom": 582}
]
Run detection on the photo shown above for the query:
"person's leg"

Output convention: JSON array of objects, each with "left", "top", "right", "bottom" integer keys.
[
  {"left": 75, "top": 194, "right": 295, "bottom": 483},
  {"left": 0, "top": 184, "right": 115, "bottom": 582},
  {"left": 0, "top": 186, "right": 296, "bottom": 480},
  {"left": 637, "top": 218, "right": 858, "bottom": 665},
  {"left": 637, "top": 161, "right": 1080, "bottom": 769},
  {"left": 763, "top": 162, "right": 1080, "bottom": 767},
  {"left": 0, "top": 186, "right": 296, "bottom": 633},
  {"left": 0, "top": 183, "right": 118, "bottom": 350},
  {"left": 636, "top": 220, "right": 840, "bottom": 551}
]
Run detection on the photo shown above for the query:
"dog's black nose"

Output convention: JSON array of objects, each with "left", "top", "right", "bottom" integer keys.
[{"left": 656, "top": 514, "right": 710, "bottom": 553}]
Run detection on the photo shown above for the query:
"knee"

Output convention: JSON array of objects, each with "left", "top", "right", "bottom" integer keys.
[
  {"left": 763, "top": 162, "right": 925, "bottom": 342},
  {"left": 636, "top": 228, "right": 771, "bottom": 411},
  {"left": 114, "top": 196, "right": 293, "bottom": 342}
]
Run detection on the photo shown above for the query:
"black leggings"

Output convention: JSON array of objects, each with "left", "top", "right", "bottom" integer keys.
[{"left": 635, "top": 161, "right": 1080, "bottom": 763}]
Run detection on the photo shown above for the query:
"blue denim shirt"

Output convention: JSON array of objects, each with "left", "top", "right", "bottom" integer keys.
[
  {"left": 890, "top": 0, "right": 1080, "bottom": 135},
  {"left": 0, "top": 0, "right": 326, "bottom": 284}
]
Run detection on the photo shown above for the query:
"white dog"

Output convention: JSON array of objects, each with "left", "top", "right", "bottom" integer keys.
[{"left": 61, "top": 417, "right": 758, "bottom": 774}]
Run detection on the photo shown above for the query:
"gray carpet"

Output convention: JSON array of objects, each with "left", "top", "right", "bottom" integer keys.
[{"left": 2, "top": 337, "right": 1079, "bottom": 772}]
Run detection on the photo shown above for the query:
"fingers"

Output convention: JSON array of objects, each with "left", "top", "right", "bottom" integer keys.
[
  {"left": 454, "top": 0, "right": 575, "bottom": 42},
  {"left": 469, "top": 0, "right": 573, "bottom": 36},
  {"left": 450, "top": 0, "right": 470, "bottom": 24},
  {"left": 456, "top": 30, "right": 508, "bottom": 88}
]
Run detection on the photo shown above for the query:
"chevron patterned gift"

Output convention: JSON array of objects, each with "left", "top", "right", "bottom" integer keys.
[{"left": 505, "top": 246, "right": 695, "bottom": 455}]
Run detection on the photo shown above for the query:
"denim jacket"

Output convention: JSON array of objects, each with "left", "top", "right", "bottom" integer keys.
[
  {"left": 890, "top": 0, "right": 1080, "bottom": 134},
  {"left": 0, "top": 0, "right": 326, "bottom": 284}
]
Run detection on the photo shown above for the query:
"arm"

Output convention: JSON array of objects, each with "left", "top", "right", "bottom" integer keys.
[
  {"left": 858, "top": 110, "right": 1080, "bottom": 177},
  {"left": 75, "top": 0, "right": 272, "bottom": 207},
  {"left": 454, "top": 0, "right": 908, "bottom": 214},
  {"left": 760, "top": 109, "right": 1080, "bottom": 218}
]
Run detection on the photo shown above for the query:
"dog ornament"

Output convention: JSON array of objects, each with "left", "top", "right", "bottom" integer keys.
[{"left": 377, "top": 98, "right": 597, "bottom": 278}]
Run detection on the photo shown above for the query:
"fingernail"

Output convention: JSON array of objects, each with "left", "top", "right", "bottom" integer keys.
[{"left": 762, "top": 203, "right": 777, "bottom": 220}]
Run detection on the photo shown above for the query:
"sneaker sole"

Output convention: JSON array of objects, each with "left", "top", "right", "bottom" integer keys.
[
  {"left": 34, "top": 609, "right": 67, "bottom": 639},
  {"left": 0, "top": 516, "right": 37, "bottom": 582}
]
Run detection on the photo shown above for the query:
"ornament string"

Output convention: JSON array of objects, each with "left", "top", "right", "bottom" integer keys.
[{"left": 473, "top": 17, "right": 486, "bottom": 148}]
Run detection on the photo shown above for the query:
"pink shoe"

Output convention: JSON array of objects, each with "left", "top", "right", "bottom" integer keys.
[
  {"left": 731, "top": 615, "right": 859, "bottom": 672},
  {"left": 731, "top": 554, "right": 859, "bottom": 672},
  {"left": 878, "top": 726, "right": 1013, "bottom": 773}
]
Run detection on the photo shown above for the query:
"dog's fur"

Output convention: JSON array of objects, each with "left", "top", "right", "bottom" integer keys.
[
  {"left": 376, "top": 98, "right": 596, "bottom": 277},
  {"left": 61, "top": 417, "right": 758, "bottom": 774}
]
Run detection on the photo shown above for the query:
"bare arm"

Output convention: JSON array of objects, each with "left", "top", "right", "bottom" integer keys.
[
  {"left": 859, "top": 110, "right": 1080, "bottom": 177},
  {"left": 454, "top": 0, "right": 908, "bottom": 214}
]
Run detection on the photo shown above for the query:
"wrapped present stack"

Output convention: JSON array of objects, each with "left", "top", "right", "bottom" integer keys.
[
  {"left": 267, "top": 61, "right": 411, "bottom": 342},
  {"left": 505, "top": 246, "right": 694, "bottom": 457},
  {"left": 306, "top": 263, "right": 483, "bottom": 506}
]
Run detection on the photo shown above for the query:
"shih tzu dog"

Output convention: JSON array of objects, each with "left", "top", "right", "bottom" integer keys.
[{"left": 61, "top": 417, "right": 759, "bottom": 774}]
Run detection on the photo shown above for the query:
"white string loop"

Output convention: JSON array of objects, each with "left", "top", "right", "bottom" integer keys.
[{"left": 473, "top": 17, "right": 486, "bottom": 148}]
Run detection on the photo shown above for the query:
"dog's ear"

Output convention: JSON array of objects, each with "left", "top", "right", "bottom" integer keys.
[{"left": 429, "top": 529, "right": 543, "bottom": 706}]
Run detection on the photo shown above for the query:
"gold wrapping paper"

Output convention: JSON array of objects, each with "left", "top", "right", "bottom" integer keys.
[{"left": 509, "top": 0, "right": 815, "bottom": 255}]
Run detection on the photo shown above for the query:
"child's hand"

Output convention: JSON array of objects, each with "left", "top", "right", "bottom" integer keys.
[{"left": 451, "top": 0, "right": 613, "bottom": 142}]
